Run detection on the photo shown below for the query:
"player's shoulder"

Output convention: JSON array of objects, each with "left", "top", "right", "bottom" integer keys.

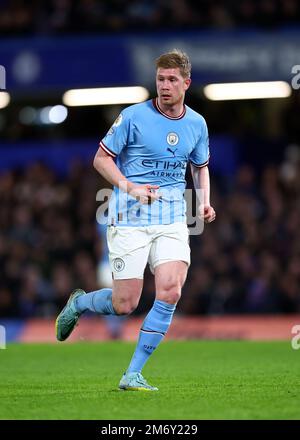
[
  {"left": 121, "top": 100, "right": 152, "bottom": 119},
  {"left": 185, "top": 105, "right": 207, "bottom": 125}
]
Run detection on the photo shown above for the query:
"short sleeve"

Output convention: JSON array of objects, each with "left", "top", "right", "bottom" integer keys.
[
  {"left": 99, "top": 111, "right": 130, "bottom": 158},
  {"left": 189, "top": 117, "right": 210, "bottom": 168}
]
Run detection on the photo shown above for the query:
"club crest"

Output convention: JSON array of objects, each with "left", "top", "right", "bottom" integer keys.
[
  {"left": 113, "top": 258, "right": 125, "bottom": 272},
  {"left": 167, "top": 132, "right": 179, "bottom": 146}
]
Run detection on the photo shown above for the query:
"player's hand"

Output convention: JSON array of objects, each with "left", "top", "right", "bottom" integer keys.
[
  {"left": 198, "top": 204, "right": 216, "bottom": 223},
  {"left": 129, "top": 184, "right": 160, "bottom": 204}
]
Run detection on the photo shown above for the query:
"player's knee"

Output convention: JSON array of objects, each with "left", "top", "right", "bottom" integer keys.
[
  {"left": 157, "top": 284, "right": 182, "bottom": 305},
  {"left": 164, "top": 291, "right": 181, "bottom": 304},
  {"left": 114, "top": 300, "right": 138, "bottom": 316}
]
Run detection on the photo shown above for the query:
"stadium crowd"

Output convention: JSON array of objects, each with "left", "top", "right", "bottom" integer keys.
[
  {"left": 1, "top": 0, "right": 300, "bottom": 320},
  {"left": 1, "top": 147, "right": 300, "bottom": 318},
  {"left": 0, "top": 0, "right": 299, "bottom": 35}
]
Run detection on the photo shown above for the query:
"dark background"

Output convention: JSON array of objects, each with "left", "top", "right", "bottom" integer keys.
[{"left": 0, "top": 0, "right": 300, "bottom": 320}]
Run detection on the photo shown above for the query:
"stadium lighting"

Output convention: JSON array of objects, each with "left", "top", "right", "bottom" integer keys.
[
  {"left": 19, "top": 107, "right": 37, "bottom": 124},
  {"left": 0, "top": 92, "right": 10, "bottom": 109},
  {"left": 62, "top": 86, "right": 149, "bottom": 106},
  {"left": 49, "top": 105, "right": 68, "bottom": 123},
  {"left": 203, "top": 81, "right": 291, "bottom": 100},
  {"left": 19, "top": 105, "right": 68, "bottom": 125},
  {"left": 40, "top": 105, "right": 68, "bottom": 125}
]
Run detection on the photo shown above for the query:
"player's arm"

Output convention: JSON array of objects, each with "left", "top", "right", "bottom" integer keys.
[
  {"left": 191, "top": 164, "right": 216, "bottom": 223},
  {"left": 93, "top": 147, "right": 159, "bottom": 204}
]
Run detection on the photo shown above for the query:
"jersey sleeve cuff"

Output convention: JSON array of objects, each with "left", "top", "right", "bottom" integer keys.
[
  {"left": 99, "top": 141, "right": 117, "bottom": 158},
  {"left": 190, "top": 157, "right": 210, "bottom": 168}
]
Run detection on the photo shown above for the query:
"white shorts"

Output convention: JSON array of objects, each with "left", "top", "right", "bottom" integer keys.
[{"left": 107, "top": 223, "right": 190, "bottom": 280}]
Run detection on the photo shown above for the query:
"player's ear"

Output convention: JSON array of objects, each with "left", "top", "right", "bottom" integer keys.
[{"left": 184, "top": 78, "right": 191, "bottom": 91}]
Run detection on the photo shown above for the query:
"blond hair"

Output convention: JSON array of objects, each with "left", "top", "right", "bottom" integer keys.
[{"left": 155, "top": 49, "right": 191, "bottom": 79}]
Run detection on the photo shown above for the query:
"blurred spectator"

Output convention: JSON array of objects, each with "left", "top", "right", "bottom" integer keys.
[
  {"left": 1, "top": 1, "right": 300, "bottom": 319},
  {"left": 1, "top": 156, "right": 300, "bottom": 318},
  {"left": 1, "top": 0, "right": 300, "bottom": 35}
]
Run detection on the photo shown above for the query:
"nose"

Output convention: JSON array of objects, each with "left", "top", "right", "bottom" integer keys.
[{"left": 161, "top": 81, "right": 170, "bottom": 90}]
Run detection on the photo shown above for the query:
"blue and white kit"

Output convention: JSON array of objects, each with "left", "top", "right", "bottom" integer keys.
[{"left": 100, "top": 98, "right": 210, "bottom": 227}]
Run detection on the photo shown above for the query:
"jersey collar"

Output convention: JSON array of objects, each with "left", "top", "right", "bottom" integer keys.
[{"left": 152, "top": 98, "right": 186, "bottom": 120}]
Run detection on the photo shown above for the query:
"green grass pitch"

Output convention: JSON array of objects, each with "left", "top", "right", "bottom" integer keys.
[{"left": 1, "top": 340, "right": 299, "bottom": 420}]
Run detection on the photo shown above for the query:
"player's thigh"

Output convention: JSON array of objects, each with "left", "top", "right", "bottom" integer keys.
[
  {"left": 107, "top": 225, "right": 151, "bottom": 280},
  {"left": 149, "top": 223, "right": 190, "bottom": 275},
  {"left": 154, "top": 260, "right": 188, "bottom": 303}
]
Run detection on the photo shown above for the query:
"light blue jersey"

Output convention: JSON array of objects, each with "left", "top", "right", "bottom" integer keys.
[{"left": 99, "top": 98, "right": 210, "bottom": 226}]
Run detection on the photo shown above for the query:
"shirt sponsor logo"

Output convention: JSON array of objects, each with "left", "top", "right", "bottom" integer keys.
[{"left": 141, "top": 159, "right": 186, "bottom": 170}]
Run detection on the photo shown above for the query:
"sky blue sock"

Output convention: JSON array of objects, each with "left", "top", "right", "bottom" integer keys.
[
  {"left": 74, "top": 288, "right": 116, "bottom": 315},
  {"left": 127, "top": 299, "right": 176, "bottom": 373}
]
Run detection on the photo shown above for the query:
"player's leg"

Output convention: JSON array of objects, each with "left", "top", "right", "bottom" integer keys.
[
  {"left": 74, "top": 225, "right": 147, "bottom": 315},
  {"left": 120, "top": 224, "right": 189, "bottom": 390},
  {"left": 75, "top": 278, "right": 143, "bottom": 314},
  {"left": 56, "top": 225, "right": 150, "bottom": 341},
  {"left": 55, "top": 279, "right": 143, "bottom": 342},
  {"left": 155, "top": 260, "right": 188, "bottom": 304},
  {"left": 120, "top": 261, "right": 188, "bottom": 391},
  {"left": 111, "top": 279, "right": 143, "bottom": 314},
  {"left": 123, "top": 261, "right": 187, "bottom": 368}
]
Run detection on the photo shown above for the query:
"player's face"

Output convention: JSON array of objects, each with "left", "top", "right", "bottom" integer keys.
[{"left": 156, "top": 67, "right": 191, "bottom": 107}]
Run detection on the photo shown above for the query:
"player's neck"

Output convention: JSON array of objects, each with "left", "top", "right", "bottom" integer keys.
[{"left": 157, "top": 98, "right": 185, "bottom": 118}]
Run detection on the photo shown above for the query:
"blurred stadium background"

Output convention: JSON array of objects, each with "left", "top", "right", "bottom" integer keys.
[{"left": 1, "top": 0, "right": 300, "bottom": 344}]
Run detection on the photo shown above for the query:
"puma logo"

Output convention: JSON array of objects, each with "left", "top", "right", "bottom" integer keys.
[{"left": 167, "top": 147, "right": 177, "bottom": 157}]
